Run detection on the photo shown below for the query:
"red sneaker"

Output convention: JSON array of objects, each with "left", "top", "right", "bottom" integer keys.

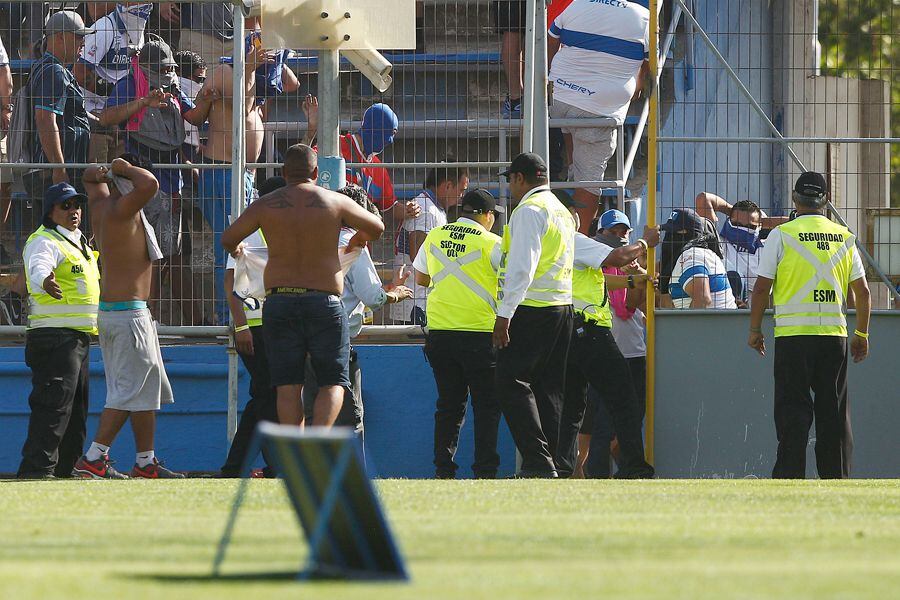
[
  {"left": 130, "top": 459, "right": 185, "bottom": 479},
  {"left": 73, "top": 455, "right": 129, "bottom": 479}
]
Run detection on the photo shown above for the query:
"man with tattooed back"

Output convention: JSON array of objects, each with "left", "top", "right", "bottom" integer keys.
[{"left": 222, "top": 144, "right": 384, "bottom": 429}]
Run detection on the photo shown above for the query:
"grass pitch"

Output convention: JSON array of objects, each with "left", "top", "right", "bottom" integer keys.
[{"left": 0, "top": 479, "right": 898, "bottom": 599}]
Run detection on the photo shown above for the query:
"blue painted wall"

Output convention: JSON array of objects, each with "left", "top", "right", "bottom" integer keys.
[{"left": 0, "top": 345, "right": 517, "bottom": 478}]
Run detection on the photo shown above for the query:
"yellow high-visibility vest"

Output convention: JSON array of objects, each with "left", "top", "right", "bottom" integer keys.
[
  {"left": 499, "top": 188, "right": 575, "bottom": 308},
  {"left": 772, "top": 216, "right": 856, "bottom": 337},
  {"left": 423, "top": 220, "right": 501, "bottom": 332},
  {"left": 25, "top": 226, "right": 100, "bottom": 334},
  {"left": 572, "top": 263, "right": 612, "bottom": 328}
]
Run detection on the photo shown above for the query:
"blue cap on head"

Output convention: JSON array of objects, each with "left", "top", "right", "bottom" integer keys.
[
  {"left": 359, "top": 103, "right": 398, "bottom": 156},
  {"left": 43, "top": 182, "right": 86, "bottom": 216},
  {"left": 600, "top": 209, "right": 631, "bottom": 231}
]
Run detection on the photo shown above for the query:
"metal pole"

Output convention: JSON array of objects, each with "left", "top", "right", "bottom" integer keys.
[
  {"left": 227, "top": 342, "right": 239, "bottom": 444},
  {"left": 532, "top": 0, "right": 550, "bottom": 163},
  {"left": 230, "top": 14, "right": 246, "bottom": 220},
  {"left": 521, "top": 0, "right": 537, "bottom": 153},
  {"left": 645, "top": 0, "right": 659, "bottom": 467},
  {"left": 316, "top": 49, "right": 346, "bottom": 189}
]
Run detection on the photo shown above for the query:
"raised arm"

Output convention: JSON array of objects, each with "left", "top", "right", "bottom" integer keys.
[
  {"left": 601, "top": 226, "right": 660, "bottom": 268},
  {"left": 110, "top": 158, "right": 160, "bottom": 218},
  {"left": 99, "top": 89, "right": 171, "bottom": 128},
  {"left": 82, "top": 163, "right": 112, "bottom": 200}
]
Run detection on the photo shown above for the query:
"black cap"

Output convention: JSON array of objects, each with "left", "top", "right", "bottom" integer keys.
[
  {"left": 660, "top": 208, "right": 706, "bottom": 236},
  {"left": 794, "top": 171, "right": 828, "bottom": 200},
  {"left": 552, "top": 189, "right": 586, "bottom": 209},
  {"left": 460, "top": 188, "right": 505, "bottom": 215},
  {"left": 500, "top": 152, "right": 548, "bottom": 179},
  {"left": 139, "top": 38, "right": 178, "bottom": 67}
]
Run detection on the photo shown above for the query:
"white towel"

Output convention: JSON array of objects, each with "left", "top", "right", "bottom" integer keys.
[{"left": 112, "top": 174, "right": 164, "bottom": 262}]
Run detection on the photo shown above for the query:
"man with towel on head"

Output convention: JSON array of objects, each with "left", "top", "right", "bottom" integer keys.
[{"left": 72, "top": 156, "right": 183, "bottom": 479}]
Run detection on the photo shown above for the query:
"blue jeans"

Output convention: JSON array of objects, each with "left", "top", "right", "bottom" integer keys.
[{"left": 198, "top": 166, "right": 254, "bottom": 325}]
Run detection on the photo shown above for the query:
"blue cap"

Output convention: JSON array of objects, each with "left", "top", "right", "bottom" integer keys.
[
  {"left": 600, "top": 209, "right": 631, "bottom": 231},
  {"left": 360, "top": 103, "right": 398, "bottom": 155},
  {"left": 43, "top": 182, "right": 86, "bottom": 216}
]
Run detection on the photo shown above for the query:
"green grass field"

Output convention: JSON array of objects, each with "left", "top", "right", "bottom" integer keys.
[{"left": 1, "top": 479, "right": 898, "bottom": 599}]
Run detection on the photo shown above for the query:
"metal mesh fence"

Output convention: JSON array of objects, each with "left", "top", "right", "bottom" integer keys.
[
  {"left": 0, "top": 0, "right": 896, "bottom": 332},
  {"left": 656, "top": 0, "right": 900, "bottom": 310}
]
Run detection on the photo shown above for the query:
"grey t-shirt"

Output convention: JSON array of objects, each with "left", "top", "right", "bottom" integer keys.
[{"left": 182, "top": 3, "right": 234, "bottom": 42}]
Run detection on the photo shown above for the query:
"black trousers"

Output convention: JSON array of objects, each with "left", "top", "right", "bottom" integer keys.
[
  {"left": 424, "top": 330, "right": 501, "bottom": 478},
  {"left": 496, "top": 304, "right": 573, "bottom": 476},
  {"left": 583, "top": 356, "right": 647, "bottom": 477},
  {"left": 773, "top": 335, "right": 852, "bottom": 479},
  {"left": 303, "top": 347, "right": 365, "bottom": 435},
  {"left": 558, "top": 323, "right": 653, "bottom": 478},
  {"left": 221, "top": 326, "right": 279, "bottom": 476},
  {"left": 18, "top": 328, "right": 91, "bottom": 478}
]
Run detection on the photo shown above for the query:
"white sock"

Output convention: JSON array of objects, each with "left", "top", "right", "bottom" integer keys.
[
  {"left": 136, "top": 450, "right": 155, "bottom": 468},
  {"left": 85, "top": 442, "right": 110, "bottom": 462}
]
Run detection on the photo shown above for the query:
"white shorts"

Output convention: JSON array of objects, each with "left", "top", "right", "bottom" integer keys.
[
  {"left": 550, "top": 100, "right": 617, "bottom": 197},
  {"left": 98, "top": 308, "right": 174, "bottom": 411}
]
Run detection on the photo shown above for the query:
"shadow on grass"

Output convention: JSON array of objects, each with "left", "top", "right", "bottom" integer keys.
[{"left": 131, "top": 572, "right": 300, "bottom": 583}]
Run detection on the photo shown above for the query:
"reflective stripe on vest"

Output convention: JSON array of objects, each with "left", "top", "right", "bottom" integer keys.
[
  {"left": 772, "top": 217, "right": 854, "bottom": 337},
  {"left": 25, "top": 226, "right": 100, "bottom": 334},
  {"left": 500, "top": 188, "right": 575, "bottom": 308},
  {"left": 424, "top": 222, "right": 501, "bottom": 332}
]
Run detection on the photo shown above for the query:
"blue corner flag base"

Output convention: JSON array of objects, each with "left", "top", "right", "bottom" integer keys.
[{"left": 212, "top": 423, "right": 408, "bottom": 581}]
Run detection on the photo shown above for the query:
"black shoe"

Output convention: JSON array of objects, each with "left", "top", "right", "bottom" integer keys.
[
  {"left": 435, "top": 471, "right": 456, "bottom": 480},
  {"left": 613, "top": 466, "right": 656, "bottom": 479},
  {"left": 473, "top": 472, "right": 497, "bottom": 480}
]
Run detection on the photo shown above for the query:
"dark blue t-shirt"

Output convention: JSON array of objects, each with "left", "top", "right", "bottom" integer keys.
[
  {"left": 106, "top": 74, "right": 195, "bottom": 193},
  {"left": 29, "top": 53, "right": 90, "bottom": 167}
]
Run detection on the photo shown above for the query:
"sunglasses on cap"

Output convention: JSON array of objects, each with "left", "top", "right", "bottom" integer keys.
[{"left": 58, "top": 199, "right": 84, "bottom": 211}]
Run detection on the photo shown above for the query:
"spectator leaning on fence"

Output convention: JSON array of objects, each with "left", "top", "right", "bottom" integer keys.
[
  {"left": 660, "top": 208, "right": 738, "bottom": 310},
  {"left": 17, "top": 182, "right": 98, "bottom": 479},
  {"left": 548, "top": 0, "right": 652, "bottom": 233},
  {"left": 694, "top": 192, "right": 790, "bottom": 306},
  {"left": 73, "top": 3, "right": 153, "bottom": 164},
  {"left": 392, "top": 166, "right": 469, "bottom": 325},
  {"left": 22, "top": 11, "right": 93, "bottom": 206},
  {"left": 99, "top": 37, "right": 216, "bottom": 325}
]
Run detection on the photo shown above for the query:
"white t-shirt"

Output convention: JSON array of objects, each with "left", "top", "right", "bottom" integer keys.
[
  {"left": 179, "top": 76, "right": 202, "bottom": 148},
  {"left": 80, "top": 5, "right": 149, "bottom": 85},
  {"left": 755, "top": 216, "right": 866, "bottom": 283},
  {"left": 722, "top": 240, "right": 761, "bottom": 303},
  {"left": 0, "top": 36, "right": 9, "bottom": 66},
  {"left": 391, "top": 190, "right": 447, "bottom": 321},
  {"left": 549, "top": 0, "right": 650, "bottom": 124},
  {"left": 612, "top": 308, "right": 646, "bottom": 358},
  {"left": 669, "top": 246, "right": 738, "bottom": 309}
]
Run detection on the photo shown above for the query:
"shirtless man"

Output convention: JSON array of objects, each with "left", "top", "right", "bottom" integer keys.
[
  {"left": 196, "top": 35, "right": 269, "bottom": 325},
  {"left": 72, "top": 157, "right": 183, "bottom": 479},
  {"left": 222, "top": 144, "right": 385, "bottom": 428}
]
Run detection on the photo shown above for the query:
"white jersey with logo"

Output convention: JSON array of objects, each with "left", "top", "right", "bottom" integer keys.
[
  {"left": 722, "top": 241, "right": 761, "bottom": 303},
  {"left": 669, "top": 247, "right": 738, "bottom": 310},
  {"left": 549, "top": 0, "right": 650, "bottom": 123},
  {"left": 80, "top": 4, "right": 151, "bottom": 85},
  {"left": 391, "top": 190, "right": 447, "bottom": 321}
]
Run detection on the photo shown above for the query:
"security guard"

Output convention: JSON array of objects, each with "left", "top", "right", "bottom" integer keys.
[
  {"left": 555, "top": 193, "right": 658, "bottom": 479},
  {"left": 413, "top": 189, "right": 504, "bottom": 479},
  {"left": 494, "top": 152, "right": 576, "bottom": 478},
  {"left": 749, "top": 171, "right": 871, "bottom": 479},
  {"left": 17, "top": 183, "right": 100, "bottom": 479}
]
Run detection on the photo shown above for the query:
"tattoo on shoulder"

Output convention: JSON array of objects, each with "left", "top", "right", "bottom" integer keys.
[
  {"left": 306, "top": 194, "right": 328, "bottom": 209},
  {"left": 264, "top": 190, "right": 293, "bottom": 209}
]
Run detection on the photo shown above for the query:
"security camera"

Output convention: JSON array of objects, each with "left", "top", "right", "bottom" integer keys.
[{"left": 342, "top": 48, "right": 393, "bottom": 93}]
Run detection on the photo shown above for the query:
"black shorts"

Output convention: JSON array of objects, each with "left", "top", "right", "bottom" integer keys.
[
  {"left": 262, "top": 292, "right": 350, "bottom": 388},
  {"left": 491, "top": 0, "right": 526, "bottom": 34}
]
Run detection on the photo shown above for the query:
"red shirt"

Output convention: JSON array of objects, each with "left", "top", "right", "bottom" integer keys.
[
  {"left": 339, "top": 133, "right": 396, "bottom": 211},
  {"left": 547, "top": 0, "right": 574, "bottom": 26}
]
